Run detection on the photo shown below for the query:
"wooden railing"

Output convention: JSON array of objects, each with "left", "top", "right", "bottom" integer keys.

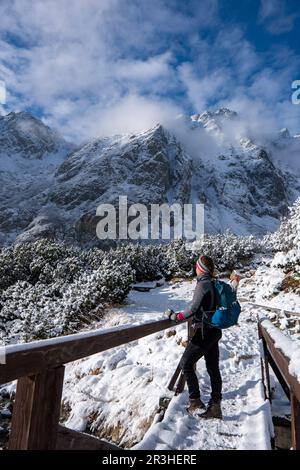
[
  {"left": 0, "top": 318, "right": 187, "bottom": 450},
  {"left": 258, "top": 319, "right": 300, "bottom": 450},
  {"left": 241, "top": 300, "right": 300, "bottom": 317}
]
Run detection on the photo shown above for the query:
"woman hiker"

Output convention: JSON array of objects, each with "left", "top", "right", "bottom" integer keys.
[{"left": 166, "top": 255, "right": 240, "bottom": 420}]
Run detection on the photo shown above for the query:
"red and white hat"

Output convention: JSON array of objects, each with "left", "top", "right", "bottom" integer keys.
[{"left": 196, "top": 256, "right": 211, "bottom": 275}]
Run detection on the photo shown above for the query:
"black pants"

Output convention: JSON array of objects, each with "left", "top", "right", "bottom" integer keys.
[{"left": 180, "top": 326, "right": 222, "bottom": 401}]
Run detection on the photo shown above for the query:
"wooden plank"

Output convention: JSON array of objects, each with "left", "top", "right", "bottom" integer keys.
[
  {"left": 259, "top": 321, "right": 300, "bottom": 451},
  {"left": 291, "top": 393, "right": 300, "bottom": 450},
  {"left": 267, "top": 351, "right": 290, "bottom": 400},
  {"left": 262, "top": 338, "right": 272, "bottom": 402},
  {"left": 56, "top": 425, "right": 120, "bottom": 450},
  {"left": 245, "top": 301, "right": 300, "bottom": 318},
  {"left": 0, "top": 319, "right": 182, "bottom": 384},
  {"left": 258, "top": 322, "right": 300, "bottom": 403},
  {"left": 8, "top": 366, "right": 64, "bottom": 450}
]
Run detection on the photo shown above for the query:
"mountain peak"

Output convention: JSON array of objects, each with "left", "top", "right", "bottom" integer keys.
[
  {"left": 278, "top": 128, "right": 291, "bottom": 139},
  {"left": 201, "top": 107, "right": 237, "bottom": 121},
  {"left": 5, "top": 110, "right": 39, "bottom": 123},
  {"left": 214, "top": 107, "right": 238, "bottom": 118},
  {"left": 191, "top": 107, "right": 238, "bottom": 123},
  {"left": 0, "top": 110, "right": 73, "bottom": 161}
]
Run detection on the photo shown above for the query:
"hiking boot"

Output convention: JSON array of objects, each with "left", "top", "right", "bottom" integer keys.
[
  {"left": 186, "top": 398, "right": 206, "bottom": 415},
  {"left": 199, "top": 400, "right": 222, "bottom": 420}
]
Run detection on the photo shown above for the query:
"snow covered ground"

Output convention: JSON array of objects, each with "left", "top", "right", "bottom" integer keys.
[
  {"left": 62, "top": 277, "right": 275, "bottom": 450},
  {"left": 238, "top": 258, "right": 300, "bottom": 342}
]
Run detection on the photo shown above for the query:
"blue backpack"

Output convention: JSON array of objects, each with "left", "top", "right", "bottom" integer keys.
[{"left": 203, "top": 280, "right": 241, "bottom": 329}]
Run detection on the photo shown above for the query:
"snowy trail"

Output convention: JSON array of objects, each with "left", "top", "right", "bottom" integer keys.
[
  {"left": 63, "top": 279, "right": 273, "bottom": 450},
  {"left": 132, "top": 282, "right": 272, "bottom": 450}
]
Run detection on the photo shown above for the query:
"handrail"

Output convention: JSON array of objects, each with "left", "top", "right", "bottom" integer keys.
[
  {"left": 3, "top": 316, "right": 187, "bottom": 450},
  {"left": 258, "top": 320, "right": 300, "bottom": 402},
  {"left": 0, "top": 318, "right": 182, "bottom": 385},
  {"left": 258, "top": 319, "right": 300, "bottom": 450},
  {"left": 241, "top": 300, "right": 300, "bottom": 317}
]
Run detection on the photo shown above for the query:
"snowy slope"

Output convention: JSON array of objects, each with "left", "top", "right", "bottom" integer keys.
[{"left": 61, "top": 279, "right": 273, "bottom": 450}]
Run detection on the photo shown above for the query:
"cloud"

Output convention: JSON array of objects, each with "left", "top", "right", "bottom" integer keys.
[
  {"left": 2, "top": 0, "right": 213, "bottom": 139},
  {"left": 115, "top": 52, "right": 173, "bottom": 83},
  {"left": 0, "top": 0, "right": 299, "bottom": 144},
  {"left": 178, "top": 63, "right": 233, "bottom": 112},
  {"left": 47, "top": 93, "right": 183, "bottom": 140},
  {"left": 258, "top": 0, "right": 299, "bottom": 34},
  {"left": 175, "top": 24, "right": 300, "bottom": 138}
]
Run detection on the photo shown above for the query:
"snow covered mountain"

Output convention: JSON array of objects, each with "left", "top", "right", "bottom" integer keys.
[
  {"left": 0, "top": 112, "right": 74, "bottom": 244},
  {"left": 0, "top": 109, "right": 299, "bottom": 245},
  {"left": 176, "top": 108, "right": 299, "bottom": 235},
  {"left": 0, "top": 111, "right": 71, "bottom": 160}
]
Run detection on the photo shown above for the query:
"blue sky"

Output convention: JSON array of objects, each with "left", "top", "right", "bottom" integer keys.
[{"left": 0, "top": 0, "right": 299, "bottom": 141}]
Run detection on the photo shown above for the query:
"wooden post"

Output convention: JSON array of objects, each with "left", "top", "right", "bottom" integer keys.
[
  {"left": 262, "top": 338, "right": 272, "bottom": 402},
  {"left": 8, "top": 366, "right": 65, "bottom": 450},
  {"left": 258, "top": 324, "right": 272, "bottom": 402},
  {"left": 291, "top": 392, "right": 300, "bottom": 450}
]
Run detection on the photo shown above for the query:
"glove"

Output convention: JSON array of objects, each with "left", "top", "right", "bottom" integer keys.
[
  {"left": 169, "top": 311, "right": 178, "bottom": 321},
  {"left": 165, "top": 309, "right": 184, "bottom": 322},
  {"left": 165, "top": 308, "right": 177, "bottom": 321}
]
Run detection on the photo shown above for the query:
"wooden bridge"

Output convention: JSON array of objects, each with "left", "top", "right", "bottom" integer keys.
[{"left": 0, "top": 305, "right": 299, "bottom": 451}]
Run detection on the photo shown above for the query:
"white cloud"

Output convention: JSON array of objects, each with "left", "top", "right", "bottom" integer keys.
[
  {"left": 178, "top": 63, "right": 231, "bottom": 111},
  {"left": 176, "top": 24, "right": 300, "bottom": 137},
  {"left": 91, "top": 94, "right": 182, "bottom": 137},
  {"left": 1, "top": 0, "right": 203, "bottom": 139},
  {"left": 115, "top": 52, "right": 173, "bottom": 83},
  {"left": 258, "top": 0, "right": 299, "bottom": 34},
  {"left": 0, "top": 0, "right": 299, "bottom": 143},
  {"left": 44, "top": 93, "right": 182, "bottom": 142}
]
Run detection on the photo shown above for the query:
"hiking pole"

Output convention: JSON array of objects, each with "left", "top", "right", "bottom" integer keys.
[
  {"left": 174, "top": 321, "right": 195, "bottom": 394},
  {"left": 167, "top": 362, "right": 181, "bottom": 391},
  {"left": 168, "top": 321, "right": 194, "bottom": 393}
]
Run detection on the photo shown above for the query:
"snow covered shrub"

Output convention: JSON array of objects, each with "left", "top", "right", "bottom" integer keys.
[
  {"left": 163, "top": 239, "right": 196, "bottom": 278},
  {"left": 0, "top": 239, "right": 83, "bottom": 292},
  {"left": 0, "top": 240, "right": 133, "bottom": 343},
  {"left": 0, "top": 228, "right": 275, "bottom": 344},
  {"left": 191, "top": 231, "right": 262, "bottom": 272},
  {"left": 110, "top": 244, "right": 165, "bottom": 281},
  {"left": 264, "top": 198, "right": 300, "bottom": 275},
  {"left": 84, "top": 256, "right": 134, "bottom": 305},
  {"left": 264, "top": 197, "right": 300, "bottom": 254}
]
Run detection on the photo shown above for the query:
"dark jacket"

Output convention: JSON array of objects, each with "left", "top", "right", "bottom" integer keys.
[{"left": 182, "top": 273, "right": 216, "bottom": 322}]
